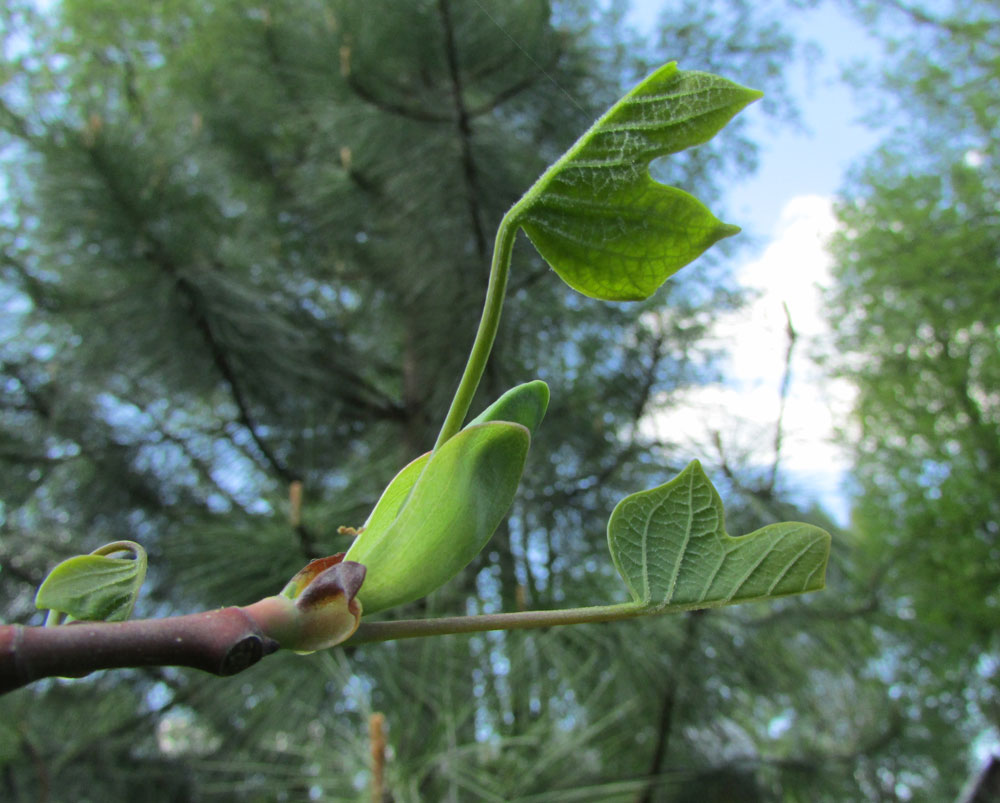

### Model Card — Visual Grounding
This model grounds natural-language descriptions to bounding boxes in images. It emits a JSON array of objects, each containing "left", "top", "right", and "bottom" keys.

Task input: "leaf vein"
[
  {"left": 661, "top": 470, "right": 697, "bottom": 606},
  {"left": 766, "top": 534, "right": 819, "bottom": 594},
  {"left": 725, "top": 540, "right": 778, "bottom": 603}
]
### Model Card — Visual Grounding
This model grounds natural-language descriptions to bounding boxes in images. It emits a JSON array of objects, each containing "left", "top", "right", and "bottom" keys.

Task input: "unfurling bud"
[
  {"left": 344, "top": 381, "right": 548, "bottom": 614},
  {"left": 247, "top": 554, "right": 366, "bottom": 653}
]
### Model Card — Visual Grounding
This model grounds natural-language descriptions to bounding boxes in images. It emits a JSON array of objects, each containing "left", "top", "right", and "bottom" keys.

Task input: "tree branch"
[
  {"left": 343, "top": 72, "right": 452, "bottom": 124},
  {"left": 1, "top": 558, "right": 365, "bottom": 696},
  {"left": 878, "top": 0, "right": 998, "bottom": 34},
  {"left": 767, "top": 302, "right": 797, "bottom": 494},
  {"left": 636, "top": 610, "right": 705, "bottom": 803},
  {"left": 467, "top": 70, "right": 544, "bottom": 117},
  {"left": 79, "top": 146, "right": 325, "bottom": 555},
  {"left": 437, "top": 0, "right": 489, "bottom": 260},
  {"left": 0, "top": 97, "right": 33, "bottom": 142},
  {"left": 0, "top": 607, "right": 279, "bottom": 695}
]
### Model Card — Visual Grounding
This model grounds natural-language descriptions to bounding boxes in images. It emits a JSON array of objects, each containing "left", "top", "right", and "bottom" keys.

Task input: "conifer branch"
[
  {"left": 343, "top": 73, "right": 452, "bottom": 124},
  {"left": 467, "top": 71, "right": 547, "bottom": 117},
  {"left": 636, "top": 610, "right": 705, "bottom": 803},
  {"left": 437, "top": 0, "right": 489, "bottom": 260}
]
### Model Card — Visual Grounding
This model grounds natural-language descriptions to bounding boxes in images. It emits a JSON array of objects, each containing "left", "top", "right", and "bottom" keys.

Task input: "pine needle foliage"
[{"left": 0, "top": 0, "right": 912, "bottom": 800}]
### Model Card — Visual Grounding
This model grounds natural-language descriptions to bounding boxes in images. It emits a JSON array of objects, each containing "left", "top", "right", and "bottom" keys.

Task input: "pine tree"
[
  {"left": 826, "top": 0, "right": 1000, "bottom": 797},
  {"left": 0, "top": 1, "right": 895, "bottom": 800}
]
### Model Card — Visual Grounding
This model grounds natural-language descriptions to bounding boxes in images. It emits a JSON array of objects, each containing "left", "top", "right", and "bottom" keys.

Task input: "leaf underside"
[
  {"left": 608, "top": 461, "right": 830, "bottom": 611},
  {"left": 515, "top": 62, "right": 762, "bottom": 301}
]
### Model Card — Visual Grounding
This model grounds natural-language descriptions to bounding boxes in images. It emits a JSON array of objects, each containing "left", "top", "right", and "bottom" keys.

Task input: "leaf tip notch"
[
  {"left": 512, "top": 63, "right": 762, "bottom": 302},
  {"left": 607, "top": 460, "right": 831, "bottom": 614}
]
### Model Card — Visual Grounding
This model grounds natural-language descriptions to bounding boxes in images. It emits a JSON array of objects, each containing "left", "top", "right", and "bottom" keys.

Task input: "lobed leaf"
[
  {"left": 513, "top": 62, "right": 762, "bottom": 301},
  {"left": 608, "top": 461, "right": 830, "bottom": 611}
]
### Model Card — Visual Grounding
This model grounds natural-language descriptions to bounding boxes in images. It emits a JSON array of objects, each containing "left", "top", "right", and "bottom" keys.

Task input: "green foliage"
[
  {"left": 823, "top": 0, "right": 1000, "bottom": 796},
  {"left": 515, "top": 63, "right": 758, "bottom": 301},
  {"left": 608, "top": 461, "right": 829, "bottom": 611},
  {"left": 34, "top": 541, "right": 146, "bottom": 624},
  {"left": 0, "top": 0, "right": 881, "bottom": 799},
  {"left": 340, "top": 64, "right": 826, "bottom": 624},
  {"left": 346, "top": 420, "right": 531, "bottom": 613},
  {"left": 829, "top": 3, "right": 1000, "bottom": 629}
]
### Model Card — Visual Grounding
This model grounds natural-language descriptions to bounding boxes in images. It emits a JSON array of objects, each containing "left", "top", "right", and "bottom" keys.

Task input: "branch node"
[{"left": 220, "top": 635, "right": 280, "bottom": 676}]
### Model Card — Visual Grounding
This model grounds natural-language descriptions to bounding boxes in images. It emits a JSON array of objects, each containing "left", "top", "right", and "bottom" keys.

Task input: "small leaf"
[
  {"left": 35, "top": 541, "right": 148, "bottom": 623},
  {"left": 513, "top": 63, "right": 761, "bottom": 301},
  {"left": 467, "top": 380, "right": 549, "bottom": 435},
  {"left": 360, "top": 453, "right": 431, "bottom": 536},
  {"left": 608, "top": 461, "right": 830, "bottom": 611},
  {"left": 351, "top": 381, "right": 547, "bottom": 595},
  {"left": 345, "top": 421, "right": 530, "bottom": 613}
]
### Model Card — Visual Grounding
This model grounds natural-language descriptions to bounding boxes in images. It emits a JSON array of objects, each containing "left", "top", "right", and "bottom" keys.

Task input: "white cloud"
[{"left": 648, "top": 195, "right": 855, "bottom": 521}]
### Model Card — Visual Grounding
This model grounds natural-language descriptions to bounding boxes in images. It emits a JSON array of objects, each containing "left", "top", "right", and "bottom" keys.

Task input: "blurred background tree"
[
  {"left": 0, "top": 0, "right": 994, "bottom": 800},
  {"left": 826, "top": 0, "right": 1000, "bottom": 796}
]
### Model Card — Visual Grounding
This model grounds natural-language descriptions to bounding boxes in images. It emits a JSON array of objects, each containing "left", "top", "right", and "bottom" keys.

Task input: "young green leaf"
[
  {"left": 608, "top": 461, "right": 830, "bottom": 611},
  {"left": 35, "top": 541, "right": 148, "bottom": 623},
  {"left": 511, "top": 62, "right": 761, "bottom": 301},
  {"left": 360, "top": 451, "right": 432, "bottom": 537},
  {"left": 361, "top": 381, "right": 548, "bottom": 544},
  {"left": 345, "top": 421, "right": 531, "bottom": 614},
  {"left": 467, "top": 380, "right": 549, "bottom": 433}
]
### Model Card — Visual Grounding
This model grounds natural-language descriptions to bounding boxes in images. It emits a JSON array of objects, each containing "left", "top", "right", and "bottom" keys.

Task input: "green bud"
[
  {"left": 252, "top": 554, "right": 366, "bottom": 653},
  {"left": 344, "top": 381, "right": 548, "bottom": 614}
]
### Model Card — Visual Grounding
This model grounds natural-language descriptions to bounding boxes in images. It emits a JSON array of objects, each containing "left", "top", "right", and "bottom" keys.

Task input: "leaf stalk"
[
  {"left": 434, "top": 210, "right": 520, "bottom": 449},
  {"left": 347, "top": 602, "right": 645, "bottom": 643}
]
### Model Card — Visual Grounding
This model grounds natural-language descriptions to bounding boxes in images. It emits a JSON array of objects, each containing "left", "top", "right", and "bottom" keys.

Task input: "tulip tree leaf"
[
  {"left": 361, "top": 451, "right": 432, "bottom": 536},
  {"left": 512, "top": 62, "right": 762, "bottom": 301},
  {"left": 467, "top": 379, "right": 549, "bottom": 434},
  {"left": 346, "top": 421, "right": 530, "bottom": 614},
  {"left": 608, "top": 461, "right": 830, "bottom": 611},
  {"left": 360, "top": 381, "right": 548, "bottom": 543},
  {"left": 35, "top": 541, "right": 148, "bottom": 623}
]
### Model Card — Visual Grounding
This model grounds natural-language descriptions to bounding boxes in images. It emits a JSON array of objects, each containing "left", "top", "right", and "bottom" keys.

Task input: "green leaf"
[
  {"left": 608, "top": 461, "right": 830, "bottom": 611},
  {"left": 513, "top": 63, "right": 761, "bottom": 301},
  {"left": 35, "top": 541, "right": 148, "bottom": 623},
  {"left": 361, "top": 451, "right": 431, "bottom": 536},
  {"left": 345, "top": 421, "right": 530, "bottom": 614},
  {"left": 361, "top": 381, "right": 547, "bottom": 543},
  {"left": 467, "top": 379, "right": 549, "bottom": 435}
]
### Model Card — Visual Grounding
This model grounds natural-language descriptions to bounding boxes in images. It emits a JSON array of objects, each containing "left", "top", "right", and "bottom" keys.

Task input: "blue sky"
[
  {"left": 629, "top": 0, "right": 886, "bottom": 236},
  {"left": 726, "top": 4, "right": 886, "bottom": 236}
]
